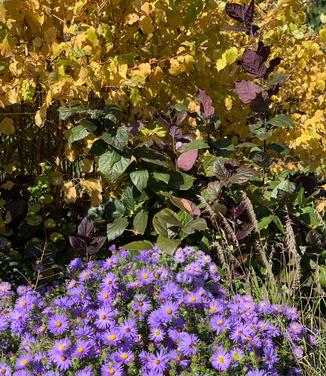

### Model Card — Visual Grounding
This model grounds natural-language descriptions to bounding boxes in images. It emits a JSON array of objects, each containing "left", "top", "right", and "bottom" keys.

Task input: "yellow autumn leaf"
[
  {"left": 140, "top": 16, "right": 154, "bottom": 33},
  {"left": 35, "top": 104, "right": 47, "bottom": 127},
  {"left": 0, "top": 117, "right": 15, "bottom": 135},
  {"left": 63, "top": 181, "right": 77, "bottom": 202},
  {"left": 134, "top": 63, "right": 151, "bottom": 78},
  {"left": 141, "top": 2, "right": 152, "bottom": 16},
  {"left": 85, "top": 27, "right": 99, "bottom": 48},
  {"left": 90, "top": 190, "right": 103, "bottom": 207},
  {"left": 316, "top": 199, "right": 326, "bottom": 213},
  {"left": 80, "top": 178, "right": 102, "bottom": 206},
  {"left": 225, "top": 96, "right": 233, "bottom": 111},
  {"left": 125, "top": 13, "right": 139, "bottom": 25},
  {"left": 82, "top": 159, "right": 93, "bottom": 173},
  {"left": 65, "top": 144, "right": 76, "bottom": 162},
  {"left": 149, "top": 66, "right": 163, "bottom": 84},
  {"left": 216, "top": 47, "right": 239, "bottom": 71}
]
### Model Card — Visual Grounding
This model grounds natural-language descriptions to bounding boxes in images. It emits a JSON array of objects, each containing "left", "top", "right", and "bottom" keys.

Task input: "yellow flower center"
[
  {"left": 108, "top": 370, "right": 115, "bottom": 375},
  {"left": 20, "top": 301, "right": 26, "bottom": 307},
  {"left": 109, "top": 334, "right": 116, "bottom": 341},
  {"left": 61, "top": 356, "right": 66, "bottom": 361},
  {"left": 55, "top": 321, "right": 62, "bottom": 327},
  {"left": 217, "top": 320, "right": 223, "bottom": 326},
  {"left": 190, "top": 297, "right": 196, "bottom": 302},
  {"left": 21, "top": 359, "right": 28, "bottom": 366},
  {"left": 292, "top": 325, "right": 297, "bottom": 331},
  {"left": 100, "top": 314, "right": 107, "bottom": 320},
  {"left": 218, "top": 356, "right": 225, "bottom": 363},
  {"left": 142, "top": 273, "right": 149, "bottom": 279},
  {"left": 103, "top": 293, "right": 109, "bottom": 299},
  {"left": 211, "top": 307, "right": 217, "bottom": 313},
  {"left": 0, "top": 286, "right": 7, "bottom": 291},
  {"left": 154, "top": 330, "right": 161, "bottom": 336},
  {"left": 166, "top": 308, "right": 172, "bottom": 315},
  {"left": 121, "top": 353, "right": 128, "bottom": 360},
  {"left": 59, "top": 344, "right": 66, "bottom": 350},
  {"left": 77, "top": 347, "right": 84, "bottom": 353},
  {"left": 155, "top": 359, "right": 160, "bottom": 365}
]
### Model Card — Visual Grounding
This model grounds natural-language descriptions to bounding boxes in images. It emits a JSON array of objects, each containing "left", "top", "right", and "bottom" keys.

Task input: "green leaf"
[
  {"left": 153, "top": 208, "right": 182, "bottom": 237},
  {"left": 68, "top": 125, "right": 90, "bottom": 144},
  {"left": 302, "top": 207, "right": 320, "bottom": 228},
  {"left": 153, "top": 172, "right": 170, "bottom": 184},
  {"left": 99, "top": 150, "right": 131, "bottom": 181},
  {"left": 258, "top": 215, "right": 274, "bottom": 230},
  {"left": 121, "top": 187, "right": 134, "bottom": 212},
  {"left": 169, "top": 172, "right": 194, "bottom": 191},
  {"left": 102, "top": 127, "right": 129, "bottom": 150},
  {"left": 122, "top": 240, "right": 153, "bottom": 251},
  {"left": 130, "top": 170, "right": 149, "bottom": 192},
  {"left": 79, "top": 119, "right": 98, "bottom": 132},
  {"left": 184, "top": 139, "right": 209, "bottom": 151},
  {"left": 268, "top": 114, "right": 293, "bottom": 128},
  {"left": 133, "top": 210, "right": 148, "bottom": 235},
  {"left": 139, "top": 149, "right": 171, "bottom": 168},
  {"left": 156, "top": 235, "right": 180, "bottom": 254},
  {"left": 90, "top": 139, "right": 108, "bottom": 156},
  {"left": 59, "top": 105, "right": 86, "bottom": 121},
  {"left": 201, "top": 152, "right": 218, "bottom": 177},
  {"left": 26, "top": 215, "right": 43, "bottom": 227},
  {"left": 319, "top": 266, "right": 326, "bottom": 287},
  {"left": 185, "top": 217, "right": 207, "bottom": 231},
  {"left": 267, "top": 143, "right": 288, "bottom": 154},
  {"left": 272, "top": 215, "right": 284, "bottom": 233},
  {"left": 107, "top": 217, "right": 128, "bottom": 241}
]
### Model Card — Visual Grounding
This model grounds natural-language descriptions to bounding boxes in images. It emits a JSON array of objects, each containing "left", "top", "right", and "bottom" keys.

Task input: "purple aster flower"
[
  {"left": 48, "top": 313, "right": 69, "bottom": 335},
  {"left": 293, "top": 346, "right": 304, "bottom": 359},
  {"left": 178, "top": 333, "right": 199, "bottom": 356},
  {"left": 247, "top": 370, "right": 269, "bottom": 376},
  {"left": 167, "top": 350, "right": 189, "bottom": 368},
  {"left": 104, "top": 327, "right": 121, "bottom": 346},
  {"left": 0, "top": 363, "right": 11, "bottom": 375},
  {"left": 114, "top": 349, "right": 135, "bottom": 365},
  {"left": 100, "top": 364, "right": 124, "bottom": 376},
  {"left": 159, "top": 301, "right": 179, "bottom": 322},
  {"left": 100, "top": 272, "right": 119, "bottom": 290},
  {"left": 137, "top": 269, "right": 154, "bottom": 286},
  {"left": 150, "top": 327, "right": 165, "bottom": 343},
  {"left": 97, "top": 288, "right": 115, "bottom": 305},
  {"left": 73, "top": 339, "right": 92, "bottom": 358},
  {"left": 0, "top": 282, "right": 11, "bottom": 295},
  {"left": 148, "top": 351, "right": 168, "bottom": 374},
  {"left": 75, "top": 367, "right": 94, "bottom": 376},
  {"left": 168, "top": 317, "right": 185, "bottom": 341},
  {"left": 15, "top": 355, "right": 32, "bottom": 369},
  {"left": 289, "top": 322, "right": 303, "bottom": 338},
  {"left": 159, "top": 281, "right": 183, "bottom": 302},
  {"left": 210, "top": 315, "right": 229, "bottom": 334},
  {"left": 211, "top": 349, "right": 232, "bottom": 371},
  {"left": 285, "top": 307, "right": 299, "bottom": 320},
  {"left": 95, "top": 307, "right": 115, "bottom": 329},
  {"left": 67, "top": 258, "right": 84, "bottom": 272},
  {"left": 0, "top": 314, "right": 9, "bottom": 332},
  {"left": 52, "top": 338, "right": 71, "bottom": 353},
  {"left": 263, "top": 347, "right": 279, "bottom": 368},
  {"left": 229, "top": 347, "right": 244, "bottom": 362},
  {"left": 49, "top": 352, "right": 72, "bottom": 372},
  {"left": 174, "top": 250, "right": 185, "bottom": 263},
  {"left": 119, "top": 319, "right": 138, "bottom": 340}
]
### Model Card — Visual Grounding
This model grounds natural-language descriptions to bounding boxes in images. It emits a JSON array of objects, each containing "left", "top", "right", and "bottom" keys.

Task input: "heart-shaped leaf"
[{"left": 176, "top": 150, "right": 198, "bottom": 171}]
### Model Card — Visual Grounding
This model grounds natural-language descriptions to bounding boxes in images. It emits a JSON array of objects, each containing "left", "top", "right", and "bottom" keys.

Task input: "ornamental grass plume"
[{"left": 0, "top": 246, "right": 316, "bottom": 375}]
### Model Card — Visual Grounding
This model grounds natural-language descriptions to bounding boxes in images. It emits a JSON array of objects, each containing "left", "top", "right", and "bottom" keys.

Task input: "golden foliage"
[{"left": 0, "top": 0, "right": 324, "bottom": 168}]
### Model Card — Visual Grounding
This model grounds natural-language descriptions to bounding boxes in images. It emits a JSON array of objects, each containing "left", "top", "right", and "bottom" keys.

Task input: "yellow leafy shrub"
[{"left": 0, "top": 0, "right": 325, "bottom": 169}]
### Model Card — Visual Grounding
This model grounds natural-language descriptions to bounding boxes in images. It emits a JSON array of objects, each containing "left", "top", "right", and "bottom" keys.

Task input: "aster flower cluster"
[{"left": 0, "top": 246, "right": 314, "bottom": 375}]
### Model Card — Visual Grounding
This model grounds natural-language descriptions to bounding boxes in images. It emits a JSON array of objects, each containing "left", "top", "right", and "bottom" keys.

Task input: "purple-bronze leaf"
[
  {"left": 250, "top": 92, "right": 270, "bottom": 113},
  {"left": 230, "top": 200, "right": 247, "bottom": 220},
  {"left": 235, "top": 80, "right": 263, "bottom": 104},
  {"left": 226, "top": 0, "right": 254, "bottom": 24},
  {"left": 176, "top": 150, "right": 198, "bottom": 171},
  {"left": 78, "top": 217, "right": 94, "bottom": 237},
  {"left": 230, "top": 165, "right": 259, "bottom": 185},
  {"left": 236, "top": 223, "right": 254, "bottom": 240},
  {"left": 196, "top": 89, "right": 215, "bottom": 120},
  {"left": 176, "top": 110, "right": 188, "bottom": 125},
  {"left": 180, "top": 198, "right": 201, "bottom": 217},
  {"left": 241, "top": 49, "right": 266, "bottom": 77},
  {"left": 69, "top": 235, "right": 87, "bottom": 253},
  {"left": 264, "top": 57, "right": 281, "bottom": 78},
  {"left": 244, "top": 0, "right": 255, "bottom": 24},
  {"left": 169, "top": 125, "right": 183, "bottom": 139},
  {"left": 86, "top": 236, "right": 107, "bottom": 255}
]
